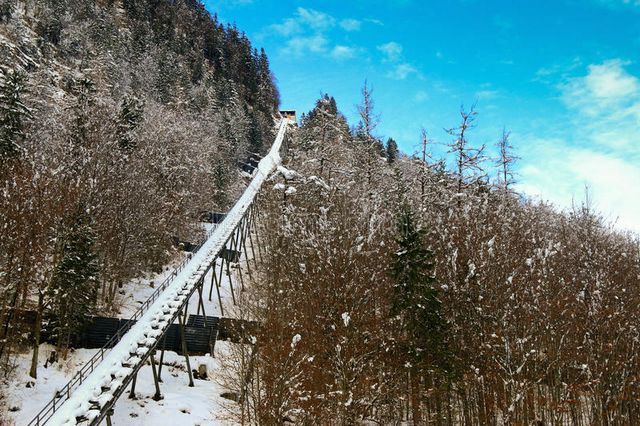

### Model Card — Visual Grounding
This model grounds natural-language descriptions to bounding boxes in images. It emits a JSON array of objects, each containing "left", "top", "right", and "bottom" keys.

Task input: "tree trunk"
[
  {"left": 29, "top": 291, "right": 44, "bottom": 379},
  {"left": 410, "top": 366, "right": 422, "bottom": 425},
  {"left": 0, "top": 285, "right": 20, "bottom": 363}
]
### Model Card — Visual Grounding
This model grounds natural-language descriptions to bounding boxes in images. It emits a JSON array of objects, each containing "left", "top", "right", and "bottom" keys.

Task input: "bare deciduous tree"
[
  {"left": 446, "top": 105, "right": 486, "bottom": 194},
  {"left": 495, "top": 127, "right": 519, "bottom": 193}
]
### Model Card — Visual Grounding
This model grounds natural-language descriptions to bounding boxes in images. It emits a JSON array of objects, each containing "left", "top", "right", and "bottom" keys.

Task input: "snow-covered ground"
[
  {"left": 6, "top": 120, "right": 288, "bottom": 425},
  {"left": 114, "top": 223, "right": 221, "bottom": 319},
  {"left": 5, "top": 343, "right": 238, "bottom": 425},
  {"left": 104, "top": 219, "right": 241, "bottom": 322},
  {"left": 5, "top": 220, "right": 254, "bottom": 425},
  {"left": 39, "top": 120, "right": 284, "bottom": 425},
  {"left": 114, "top": 252, "right": 191, "bottom": 320},
  {"left": 117, "top": 255, "right": 241, "bottom": 322},
  {"left": 5, "top": 250, "right": 248, "bottom": 425}
]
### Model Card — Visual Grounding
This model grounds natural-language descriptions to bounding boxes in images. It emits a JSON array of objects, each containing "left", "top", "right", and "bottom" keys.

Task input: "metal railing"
[
  {"left": 28, "top": 117, "right": 289, "bottom": 426},
  {"left": 27, "top": 225, "right": 216, "bottom": 426}
]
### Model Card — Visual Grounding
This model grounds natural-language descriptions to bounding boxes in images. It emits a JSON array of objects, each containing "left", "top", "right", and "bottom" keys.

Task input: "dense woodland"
[
  {"left": 0, "top": 0, "right": 279, "bottom": 383},
  {"left": 226, "top": 92, "right": 640, "bottom": 425},
  {"left": 1, "top": 1, "right": 639, "bottom": 425}
]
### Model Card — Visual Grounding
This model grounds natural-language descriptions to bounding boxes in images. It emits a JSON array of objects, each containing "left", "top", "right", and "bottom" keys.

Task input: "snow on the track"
[
  {"left": 40, "top": 119, "right": 287, "bottom": 425},
  {"left": 7, "top": 343, "right": 238, "bottom": 425}
]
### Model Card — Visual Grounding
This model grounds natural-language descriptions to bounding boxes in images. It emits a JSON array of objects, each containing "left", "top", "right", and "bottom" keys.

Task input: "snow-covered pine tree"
[
  {"left": 117, "top": 94, "right": 144, "bottom": 152},
  {"left": 299, "top": 94, "right": 350, "bottom": 147},
  {"left": 257, "top": 47, "right": 280, "bottom": 113},
  {"left": 391, "top": 203, "right": 451, "bottom": 422},
  {"left": 48, "top": 208, "right": 100, "bottom": 354},
  {"left": 0, "top": 67, "right": 30, "bottom": 162},
  {"left": 385, "top": 137, "right": 399, "bottom": 163},
  {"left": 247, "top": 108, "right": 263, "bottom": 154},
  {"left": 0, "top": 0, "right": 13, "bottom": 23}
]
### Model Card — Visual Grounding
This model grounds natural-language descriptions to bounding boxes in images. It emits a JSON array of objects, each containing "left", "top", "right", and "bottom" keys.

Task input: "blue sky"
[{"left": 204, "top": 0, "right": 640, "bottom": 232}]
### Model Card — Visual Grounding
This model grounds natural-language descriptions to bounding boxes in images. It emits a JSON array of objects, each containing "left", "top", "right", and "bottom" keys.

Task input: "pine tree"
[
  {"left": 69, "top": 77, "right": 96, "bottom": 148},
  {"left": 117, "top": 94, "right": 145, "bottom": 152},
  {"left": 391, "top": 204, "right": 452, "bottom": 422},
  {"left": 385, "top": 137, "right": 399, "bottom": 163},
  {"left": 48, "top": 209, "right": 100, "bottom": 353},
  {"left": 300, "top": 94, "right": 350, "bottom": 146},
  {"left": 0, "top": 67, "right": 31, "bottom": 162},
  {"left": 247, "top": 110, "right": 263, "bottom": 154},
  {"left": 391, "top": 205, "right": 449, "bottom": 368},
  {"left": 0, "top": 0, "right": 14, "bottom": 22},
  {"left": 256, "top": 48, "right": 279, "bottom": 113}
]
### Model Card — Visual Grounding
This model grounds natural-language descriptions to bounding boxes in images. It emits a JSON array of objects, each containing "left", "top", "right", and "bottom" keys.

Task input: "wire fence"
[
  {"left": 28, "top": 118, "right": 289, "bottom": 425},
  {"left": 27, "top": 225, "right": 216, "bottom": 426}
]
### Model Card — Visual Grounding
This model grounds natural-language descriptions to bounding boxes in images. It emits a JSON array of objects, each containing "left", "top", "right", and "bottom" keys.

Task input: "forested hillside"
[
  {"left": 2, "top": 1, "right": 639, "bottom": 424},
  {"left": 0, "top": 0, "right": 279, "bottom": 382},
  {"left": 227, "top": 94, "right": 640, "bottom": 425}
]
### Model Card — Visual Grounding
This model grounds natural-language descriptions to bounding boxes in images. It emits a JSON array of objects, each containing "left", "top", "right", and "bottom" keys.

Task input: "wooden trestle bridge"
[{"left": 27, "top": 118, "right": 290, "bottom": 426}]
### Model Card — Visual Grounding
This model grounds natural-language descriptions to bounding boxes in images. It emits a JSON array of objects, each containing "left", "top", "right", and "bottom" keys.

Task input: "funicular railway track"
[{"left": 27, "top": 119, "right": 289, "bottom": 426}]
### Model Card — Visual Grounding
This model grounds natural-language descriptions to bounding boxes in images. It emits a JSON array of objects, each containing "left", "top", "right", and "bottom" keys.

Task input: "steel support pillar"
[
  {"left": 150, "top": 350, "right": 162, "bottom": 401},
  {"left": 158, "top": 342, "right": 166, "bottom": 383},
  {"left": 196, "top": 280, "right": 207, "bottom": 327},
  {"left": 128, "top": 372, "right": 137, "bottom": 399},
  {"left": 225, "top": 242, "right": 237, "bottom": 305},
  {"left": 178, "top": 313, "right": 195, "bottom": 387}
]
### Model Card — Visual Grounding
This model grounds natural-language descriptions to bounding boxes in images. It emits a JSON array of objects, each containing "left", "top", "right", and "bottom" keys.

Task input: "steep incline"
[{"left": 35, "top": 119, "right": 288, "bottom": 426}]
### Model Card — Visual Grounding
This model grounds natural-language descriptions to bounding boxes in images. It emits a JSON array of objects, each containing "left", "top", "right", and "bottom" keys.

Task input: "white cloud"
[
  {"left": 378, "top": 42, "right": 419, "bottom": 78},
  {"left": 414, "top": 90, "right": 429, "bottom": 102},
  {"left": 561, "top": 59, "right": 640, "bottom": 146},
  {"left": 340, "top": 19, "right": 362, "bottom": 31},
  {"left": 564, "top": 60, "right": 638, "bottom": 108},
  {"left": 364, "top": 18, "right": 384, "bottom": 26},
  {"left": 387, "top": 63, "right": 418, "bottom": 80},
  {"left": 377, "top": 41, "right": 403, "bottom": 62},
  {"left": 518, "top": 59, "right": 640, "bottom": 233},
  {"left": 269, "top": 8, "right": 364, "bottom": 61},
  {"left": 270, "top": 7, "right": 336, "bottom": 36},
  {"left": 271, "top": 18, "right": 302, "bottom": 36},
  {"left": 285, "top": 35, "right": 329, "bottom": 55},
  {"left": 595, "top": 0, "right": 640, "bottom": 8},
  {"left": 475, "top": 89, "right": 499, "bottom": 100},
  {"left": 585, "top": 62, "right": 639, "bottom": 99},
  {"left": 331, "top": 45, "right": 357, "bottom": 59},
  {"left": 518, "top": 143, "right": 640, "bottom": 232},
  {"left": 296, "top": 7, "right": 336, "bottom": 31},
  {"left": 534, "top": 57, "right": 583, "bottom": 84}
]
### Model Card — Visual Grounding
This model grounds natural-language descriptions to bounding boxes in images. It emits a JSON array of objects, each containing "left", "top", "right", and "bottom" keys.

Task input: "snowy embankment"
[
  {"left": 8, "top": 343, "right": 238, "bottom": 425},
  {"left": 39, "top": 119, "right": 287, "bottom": 426}
]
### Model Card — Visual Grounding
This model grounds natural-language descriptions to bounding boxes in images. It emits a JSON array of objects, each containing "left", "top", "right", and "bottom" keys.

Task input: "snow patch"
[
  {"left": 285, "top": 186, "right": 297, "bottom": 195},
  {"left": 291, "top": 334, "right": 302, "bottom": 349},
  {"left": 341, "top": 312, "right": 351, "bottom": 327}
]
